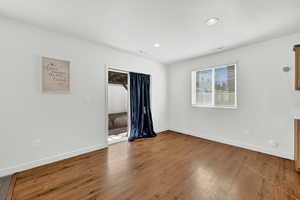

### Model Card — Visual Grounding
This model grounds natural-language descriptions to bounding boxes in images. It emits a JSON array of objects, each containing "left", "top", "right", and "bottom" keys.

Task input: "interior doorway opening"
[{"left": 107, "top": 69, "right": 129, "bottom": 144}]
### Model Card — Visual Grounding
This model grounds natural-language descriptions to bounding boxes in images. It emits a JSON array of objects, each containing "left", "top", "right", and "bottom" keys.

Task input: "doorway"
[{"left": 106, "top": 68, "right": 129, "bottom": 144}]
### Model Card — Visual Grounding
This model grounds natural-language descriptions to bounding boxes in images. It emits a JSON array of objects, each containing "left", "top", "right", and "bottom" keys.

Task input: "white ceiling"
[{"left": 0, "top": 0, "right": 300, "bottom": 64}]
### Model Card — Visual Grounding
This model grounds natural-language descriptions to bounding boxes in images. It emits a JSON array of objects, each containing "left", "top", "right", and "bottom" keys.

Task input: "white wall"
[
  {"left": 108, "top": 84, "right": 128, "bottom": 113},
  {"left": 0, "top": 17, "right": 168, "bottom": 176},
  {"left": 168, "top": 32, "right": 300, "bottom": 160}
]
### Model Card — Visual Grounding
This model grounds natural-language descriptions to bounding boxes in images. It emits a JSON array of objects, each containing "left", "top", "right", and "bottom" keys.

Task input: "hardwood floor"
[{"left": 11, "top": 131, "right": 300, "bottom": 200}]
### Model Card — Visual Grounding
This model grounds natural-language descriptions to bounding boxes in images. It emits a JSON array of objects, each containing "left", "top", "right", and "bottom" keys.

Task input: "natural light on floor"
[{"left": 108, "top": 132, "right": 128, "bottom": 144}]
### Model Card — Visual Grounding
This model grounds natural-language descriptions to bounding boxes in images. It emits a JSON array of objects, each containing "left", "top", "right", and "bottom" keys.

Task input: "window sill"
[{"left": 192, "top": 104, "right": 238, "bottom": 109}]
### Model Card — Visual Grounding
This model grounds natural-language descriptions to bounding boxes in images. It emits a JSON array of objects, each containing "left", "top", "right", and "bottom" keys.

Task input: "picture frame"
[{"left": 42, "top": 57, "right": 70, "bottom": 93}]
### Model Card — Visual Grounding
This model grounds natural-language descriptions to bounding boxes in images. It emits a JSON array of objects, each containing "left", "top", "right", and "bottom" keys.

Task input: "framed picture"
[{"left": 42, "top": 57, "right": 70, "bottom": 93}]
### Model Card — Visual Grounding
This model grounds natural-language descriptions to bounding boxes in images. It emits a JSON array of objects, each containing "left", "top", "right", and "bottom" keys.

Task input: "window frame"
[{"left": 191, "top": 63, "right": 237, "bottom": 109}]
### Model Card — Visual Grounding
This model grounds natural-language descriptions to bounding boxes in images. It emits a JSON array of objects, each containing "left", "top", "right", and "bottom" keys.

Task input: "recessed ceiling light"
[
  {"left": 154, "top": 43, "right": 160, "bottom": 48},
  {"left": 206, "top": 17, "right": 220, "bottom": 26}
]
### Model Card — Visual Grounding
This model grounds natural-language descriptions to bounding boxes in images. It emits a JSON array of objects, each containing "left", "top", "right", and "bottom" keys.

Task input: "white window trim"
[{"left": 191, "top": 64, "right": 237, "bottom": 109}]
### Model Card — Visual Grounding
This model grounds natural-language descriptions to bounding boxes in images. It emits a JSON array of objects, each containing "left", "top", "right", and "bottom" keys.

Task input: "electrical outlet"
[
  {"left": 32, "top": 139, "right": 41, "bottom": 147},
  {"left": 268, "top": 140, "right": 279, "bottom": 148},
  {"left": 85, "top": 96, "right": 92, "bottom": 104}
]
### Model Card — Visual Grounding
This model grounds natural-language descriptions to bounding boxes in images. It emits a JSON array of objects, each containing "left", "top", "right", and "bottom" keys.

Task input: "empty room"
[{"left": 1, "top": 1, "right": 300, "bottom": 200}]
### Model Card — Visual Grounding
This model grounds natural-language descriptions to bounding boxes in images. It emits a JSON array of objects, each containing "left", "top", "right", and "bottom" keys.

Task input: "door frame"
[{"left": 105, "top": 66, "right": 131, "bottom": 144}]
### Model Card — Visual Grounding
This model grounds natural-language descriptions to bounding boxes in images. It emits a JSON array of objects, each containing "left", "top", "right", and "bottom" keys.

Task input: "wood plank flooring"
[{"left": 11, "top": 131, "right": 300, "bottom": 200}]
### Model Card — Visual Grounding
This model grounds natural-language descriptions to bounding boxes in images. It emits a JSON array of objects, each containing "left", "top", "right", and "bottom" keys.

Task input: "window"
[{"left": 191, "top": 64, "right": 237, "bottom": 108}]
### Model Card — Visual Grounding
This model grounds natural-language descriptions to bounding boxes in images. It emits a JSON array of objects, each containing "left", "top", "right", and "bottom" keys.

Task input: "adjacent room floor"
[
  {"left": 10, "top": 131, "right": 300, "bottom": 200},
  {"left": 108, "top": 132, "right": 128, "bottom": 144}
]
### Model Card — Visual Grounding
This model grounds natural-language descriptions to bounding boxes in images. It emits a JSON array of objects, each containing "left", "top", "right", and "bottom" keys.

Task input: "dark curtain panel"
[{"left": 129, "top": 72, "right": 156, "bottom": 141}]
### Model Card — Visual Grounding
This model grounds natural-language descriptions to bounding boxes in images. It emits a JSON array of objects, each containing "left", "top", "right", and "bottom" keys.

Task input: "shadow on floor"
[{"left": 0, "top": 176, "right": 11, "bottom": 200}]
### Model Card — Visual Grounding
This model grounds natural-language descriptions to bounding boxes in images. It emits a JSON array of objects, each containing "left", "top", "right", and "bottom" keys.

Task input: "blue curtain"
[{"left": 129, "top": 72, "right": 156, "bottom": 141}]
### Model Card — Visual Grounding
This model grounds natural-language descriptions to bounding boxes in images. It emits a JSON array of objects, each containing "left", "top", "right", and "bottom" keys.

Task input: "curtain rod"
[{"left": 108, "top": 67, "right": 151, "bottom": 76}]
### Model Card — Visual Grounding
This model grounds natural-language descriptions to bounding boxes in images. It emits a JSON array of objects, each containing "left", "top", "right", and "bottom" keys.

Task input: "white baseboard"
[
  {"left": 0, "top": 144, "right": 107, "bottom": 177},
  {"left": 156, "top": 128, "right": 169, "bottom": 133},
  {"left": 170, "top": 129, "right": 294, "bottom": 160},
  {"left": 0, "top": 129, "right": 293, "bottom": 177}
]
